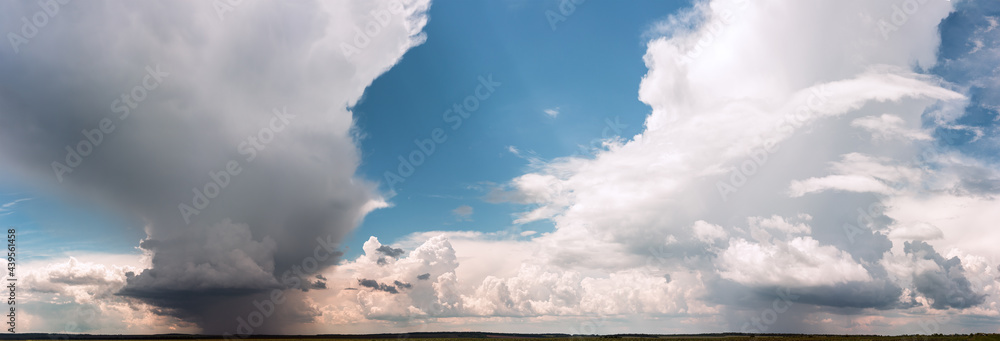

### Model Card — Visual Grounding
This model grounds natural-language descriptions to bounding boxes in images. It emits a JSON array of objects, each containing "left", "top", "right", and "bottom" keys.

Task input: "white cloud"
[
  {"left": 5, "top": 0, "right": 1000, "bottom": 334},
  {"left": 717, "top": 237, "right": 872, "bottom": 287},
  {"left": 497, "top": 0, "right": 962, "bottom": 273},
  {"left": 692, "top": 220, "right": 726, "bottom": 243},
  {"left": 788, "top": 153, "right": 922, "bottom": 197},
  {"left": 318, "top": 234, "right": 714, "bottom": 328},
  {"left": 475, "top": 0, "right": 998, "bottom": 332},
  {"left": 887, "top": 222, "right": 944, "bottom": 241},
  {"left": 852, "top": 114, "right": 933, "bottom": 141},
  {"left": 13, "top": 254, "right": 196, "bottom": 333},
  {"left": 544, "top": 108, "right": 560, "bottom": 117},
  {"left": 884, "top": 189, "right": 1000, "bottom": 259},
  {"left": 789, "top": 174, "right": 895, "bottom": 197},
  {"left": 304, "top": 0, "right": 1000, "bottom": 333}
]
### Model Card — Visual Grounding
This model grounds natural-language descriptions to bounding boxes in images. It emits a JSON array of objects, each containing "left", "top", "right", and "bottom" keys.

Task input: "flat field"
[{"left": 11, "top": 335, "right": 1000, "bottom": 341}]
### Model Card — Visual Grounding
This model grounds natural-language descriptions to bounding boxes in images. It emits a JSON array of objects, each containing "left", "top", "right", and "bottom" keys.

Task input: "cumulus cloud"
[
  {"left": 0, "top": 0, "right": 429, "bottom": 333},
  {"left": 322, "top": 235, "right": 464, "bottom": 321},
  {"left": 316, "top": 0, "right": 1000, "bottom": 332},
  {"left": 717, "top": 237, "right": 872, "bottom": 287},
  {"left": 691, "top": 220, "right": 726, "bottom": 243},
  {"left": 480, "top": 0, "right": 998, "bottom": 332},
  {"left": 6, "top": 0, "right": 1000, "bottom": 335},
  {"left": 320, "top": 235, "right": 714, "bottom": 325},
  {"left": 15, "top": 255, "right": 196, "bottom": 333}
]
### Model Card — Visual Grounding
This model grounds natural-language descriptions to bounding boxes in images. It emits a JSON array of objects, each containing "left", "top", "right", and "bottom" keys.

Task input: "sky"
[{"left": 0, "top": 0, "right": 999, "bottom": 336}]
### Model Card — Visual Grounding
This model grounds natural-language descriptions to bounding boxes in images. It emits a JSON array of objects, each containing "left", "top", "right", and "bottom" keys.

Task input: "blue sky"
[
  {"left": 1, "top": 0, "right": 1000, "bottom": 336},
  {"left": 0, "top": 0, "right": 685, "bottom": 261},
  {"left": 348, "top": 0, "right": 683, "bottom": 258},
  {"left": 0, "top": 178, "right": 145, "bottom": 262},
  {"left": 931, "top": 0, "right": 1000, "bottom": 162}
]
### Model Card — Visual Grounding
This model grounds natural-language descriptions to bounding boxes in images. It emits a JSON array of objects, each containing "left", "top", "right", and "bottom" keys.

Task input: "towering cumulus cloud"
[
  {"left": 0, "top": 0, "right": 429, "bottom": 333},
  {"left": 4, "top": 0, "right": 1000, "bottom": 335},
  {"left": 477, "top": 0, "right": 999, "bottom": 334}
]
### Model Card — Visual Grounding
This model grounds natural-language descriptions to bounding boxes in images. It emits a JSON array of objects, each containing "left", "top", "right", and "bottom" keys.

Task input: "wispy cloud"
[
  {"left": 506, "top": 145, "right": 547, "bottom": 169},
  {"left": 543, "top": 107, "right": 559, "bottom": 117},
  {"left": 0, "top": 198, "right": 31, "bottom": 212}
]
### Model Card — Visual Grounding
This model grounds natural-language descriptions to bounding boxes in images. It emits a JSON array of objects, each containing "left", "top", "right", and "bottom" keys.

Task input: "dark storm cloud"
[
  {"left": 358, "top": 279, "right": 399, "bottom": 294},
  {"left": 904, "top": 241, "right": 986, "bottom": 309},
  {"left": 393, "top": 280, "right": 411, "bottom": 289},
  {"left": 358, "top": 279, "right": 382, "bottom": 289},
  {"left": 708, "top": 276, "right": 904, "bottom": 311},
  {"left": 417, "top": 273, "right": 431, "bottom": 280},
  {"left": 307, "top": 274, "right": 328, "bottom": 291},
  {"left": 0, "top": 0, "right": 427, "bottom": 334},
  {"left": 377, "top": 245, "right": 405, "bottom": 258},
  {"left": 310, "top": 281, "right": 327, "bottom": 290},
  {"left": 785, "top": 281, "right": 904, "bottom": 310},
  {"left": 375, "top": 245, "right": 404, "bottom": 266}
]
